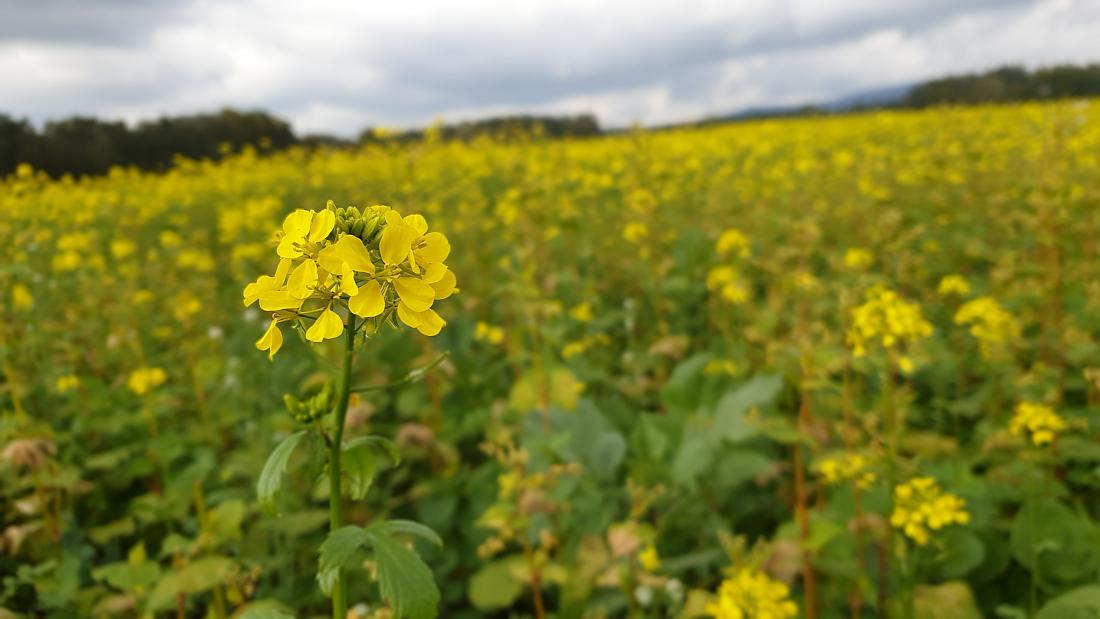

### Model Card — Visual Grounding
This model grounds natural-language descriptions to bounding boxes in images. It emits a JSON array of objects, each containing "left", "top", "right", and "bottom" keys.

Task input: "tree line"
[{"left": 3, "top": 63, "right": 1100, "bottom": 178}]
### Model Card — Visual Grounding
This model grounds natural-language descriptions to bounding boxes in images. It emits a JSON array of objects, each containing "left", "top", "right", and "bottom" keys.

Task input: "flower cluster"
[
  {"left": 707, "top": 266, "right": 750, "bottom": 305},
  {"left": 128, "top": 367, "right": 167, "bottom": 396},
  {"left": 716, "top": 228, "right": 750, "bottom": 259},
  {"left": 847, "top": 286, "right": 933, "bottom": 358},
  {"left": 954, "top": 296, "right": 1019, "bottom": 359},
  {"left": 705, "top": 568, "right": 798, "bottom": 619},
  {"left": 817, "top": 453, "right": 876, "bottom": 489},
  {"left": 843, "top": 247, "right": 874, "bottom": 271},
  {"left": 890, "top": 477, "right": 969, "bottom": 545},
  {"left": 937, "top": 274, "right": 971, "bottom": 296},
  {"left": 244, "top": 203, "right": 456, "bottom": 358},
  {"left": 1010, "top": 401, "right": 1066, "bottom": 446}
]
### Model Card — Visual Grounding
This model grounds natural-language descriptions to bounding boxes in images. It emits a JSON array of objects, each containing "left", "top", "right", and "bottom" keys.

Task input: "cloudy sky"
[{"left": 2, "top": 0, "right": 1098, "bottom": 136}]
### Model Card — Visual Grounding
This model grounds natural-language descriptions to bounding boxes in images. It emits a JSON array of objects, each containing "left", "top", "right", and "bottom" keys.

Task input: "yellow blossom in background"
[
  {"left": 474, "top": 322, "right": 505, "bottom": 345},
  {"left": 639, "top": 545, "right": 661, "bottom": 572},
  {"left": 954, "top": 296, "right": 1019, "bottom": 359},
  {"left": 937, "top": 274, "right": 971, "bottom": 296},
  {"left": 569, "top": 302, "right": 593, "bottom": 322},
  {"left": 716, "top": 229, "right": 750, "bottom": 259},
  {"left": 707, "top": 266, "right": 749, "bottom": 304},
  {"left": 11, "top": 284, "right": 33, "bottom": 311},
  {"left": 1010, "top": 402, "right": 1065, "bottom": 446},
  {"left": 817, "top": 453, "right": 876, "bottom": 489},
  {"left": 623, "top": 222, "right": 648, "bottom": 243},
  {"left": 706, "top": 568, "right": 798, "bottom": 619},
  {"left": 56, "top": 375, "right": 80, "bottom": 394},
  {"left": 128, "top": 367, "right": 167, "bottom": 396},
  {"left": 704, "top": 359, "right": 739, "bottom": 377},
  {"left": 890, "top": 477, "right": 969, "bottom": 545},
  {"left": 843, "top": 247, "right": 874, "bottom": 271},
  {"left": 847, "top": 286, "right": 932, "bottom": 357}
]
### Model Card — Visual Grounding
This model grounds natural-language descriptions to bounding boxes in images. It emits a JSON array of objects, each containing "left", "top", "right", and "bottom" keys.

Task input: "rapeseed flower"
[
  {"left": 1010, "top": 401, "right": 1065, "bottom": 446},
  {"left": 705, "top": 568, "right": 798, "bottom": 619},
  {"left": 890, "top": 477, "right": 969, "bottom": 545}
]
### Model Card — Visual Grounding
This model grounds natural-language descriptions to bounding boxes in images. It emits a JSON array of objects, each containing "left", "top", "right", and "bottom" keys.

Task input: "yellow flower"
[
  {"left": 707, "top": 266, "right": 749, "bottom": 304},
  {"left": 128, "top": 367, "right": 167, "bottom": 396},
  {"left": 639, "top": 545, "right": 661, "bottom": 572},
  {"left": 256, "top": 319, "right": 284, "bottom": 360},
  {"left": 56, "top": 375, "right": 80, "bottom": 394},
  {"left": 843, "top": 247, "right": 873, "bottom": 271},
  {"left": 817, "top": 453, "right": 876, "bottom": 489},
  {"left": 1010, "top": 402, "right": 1066, "bottom": 446},
  {"left": 890, "top": 477, "right": 969, "bottom": 545},
  {"left": 277, "top": 208, "right": 335, "bottom": 259},
  {"left": 716, "top": 229, "right": 750, "bottom": 259},
  {"left": 847, "top": 286, "right": 932, "bottom": 357},
  {"left": 706, "top": 568, "right": 797, "bottom": 619},
  {"left": 11, "top": 284, "right": 33, "bottom": 311},
  {"left": 475, "top": 322, "right": 505, "bottom": 345},
  {"left": 623, "top": 222, "right": 648, "bottom": 243},
  {"left": 569, "top": 302, "right": 593, "bottom": 322},
  {"left": 954, "top": 296, "right": 1019, "bottom": 359},
  {"left": 937, "top": 274, "right": 970, "bottom": 296}
]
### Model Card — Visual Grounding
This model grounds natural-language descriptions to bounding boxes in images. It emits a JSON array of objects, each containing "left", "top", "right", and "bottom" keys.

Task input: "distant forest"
[{"left": 3, "top": 63, "right": 1099, "bottom": 178}]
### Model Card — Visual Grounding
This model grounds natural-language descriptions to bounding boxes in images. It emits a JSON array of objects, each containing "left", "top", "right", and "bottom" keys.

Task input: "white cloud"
[{"left": 0, "top": 0, "right": 1097, "bottom": 136}]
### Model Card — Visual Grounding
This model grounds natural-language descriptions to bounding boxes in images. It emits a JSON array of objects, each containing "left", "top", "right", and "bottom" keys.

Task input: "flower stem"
[{"left": 329, "top": 315, "right": 357, "bottom": 619}]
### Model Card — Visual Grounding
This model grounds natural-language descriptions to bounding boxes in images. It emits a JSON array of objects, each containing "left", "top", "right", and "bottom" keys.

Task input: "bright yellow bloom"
[
  {"left": 622, "top": 222, "right": 648, "bottom": 243},
  {"left": 56, "top": 375, "right": 80, "bottom": 394},
  {"left": 474, "top": 322, "right": 505, "bottom": 345},
  {"left": 890, "top": 477, "right": 969, "bottom": 546},
  {"left": 256, "top": 319, "right": 284, "bottom": 360},
  {"left": 128, "top": 367, "right": 167, "bottom": 396},
  {"left": 954, "top": 296, "right": 1019, "bottom": 359},
  {"left": 937, "top": 274, "right": 971, "bottom": 296},
  {"left": 1010, "top": 402, "right": 1066, "bottom": 446},
  {"left": 569, "top": 302, "right": 593, "bottom": 322},
  {"left": 817, "top": 453, "right": 876, "bottom": 489},
  {"left": 847, "top": 286, "right": 932, "bottom": 357},
  {"left": 639, "top": 545, "right": 661, "bottom": 572},
  {"left": 706, "top": 568, "right": 798, "bottom": 619},
  {"left": 707, "top": 266, "right": 749, "bottom": 304},
  {"left": 11, "top": 284, "right": 33, "bottom": 311},
  {"left": 843, "top": 247, "right": 874, "bottom": 271},
  {"left": 716, "top": 229, "right": 750, "bottom": 259}
]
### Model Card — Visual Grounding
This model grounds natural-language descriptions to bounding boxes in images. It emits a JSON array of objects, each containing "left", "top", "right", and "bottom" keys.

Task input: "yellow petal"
[
  {"left": 403, "top": 213, "right": 428, "bottom": 235},
  {"left": 306, "top": 307, "right": 344, "bottom": 342},
  {"left": 316, "top": 244, "right": 346, "bottom": 274},
  {"left": 282, "top": 209, "right": 313, "bottom": 236},
  {"left": 393, "top": 277, "right": 434, "bottom": 312},
  {"left": 430, "top": 268, "right": 457, "bottom": 300},
  {"left": 308, "top": 209, "right": 336, "bottom": 242},
  {"left": 422, "top": 261, "right": 447, "bottom": 284},
  {"left": 348, "top": 279, "right": 384, "bottom": 317},
  {"left": 256, "top": 320, "right": 284, "bottom": 359},
  {"left": 340, "top": 262, "right": 358, "bottom": 297},
  {"left": 287, "top": 260, "right": 318, "bottom": 299},
  {"left": 331, "top": 235, "right": 375, "bottom": 273},
  {"left": 416, "top": 232, "right": 451, "bottom": 264},
  {"left": 259, "top": 290, "right": 304, "bottom": 311},
  {"left": 277, "top": 235, "right": 303, "bottom": 259},
  {"left": 413, "top": 307, "right": 445, "bottom": 336},
  {"left": 380, "top": 221, "right": 418, "bottom": 266},
  {"left": 396, "top": 301, "right": 421, "bottom": 328},
  {"left": 273, "top": 257, "right": 292, "bottom": 285},
  {"left": 243, "top": 275, "right": 272, "bottom": 306}
]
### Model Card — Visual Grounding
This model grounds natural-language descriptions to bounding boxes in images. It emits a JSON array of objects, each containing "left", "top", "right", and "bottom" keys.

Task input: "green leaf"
[
  {"left": 257, "top": 431, "right": 310, "bottom": 508},
  {"left": 468, "top": 557, "right": 525, "bottom": 610},
  {"left": 367, "top": 528, "right": 441, "bottom": 619},
  {"left": 317, "top": 526, "right": 370, "bottom": 596},
  {"left": 1010, "top": 500, "right": 1098, "bottom": 584},
  {"left": 342, "top": 436, "right": 401, "bottom": 500},
  {"left": 238, "top": 600, "right": 296, "bottom": 619},
  {"left": 938, "top": 529, "right": 985, "bottom": 579},
  {"left": 1036, "top": 585, "right": 1100, "bottom": 619},
  {"left": 147, "top": 556, "right": 236, "bottom": 611},
  {"left": 713, "top": 374, "right": 783, "bottom": 442},
  {"left": 368, "top": 520, "right": 443, "bottom": 548}
]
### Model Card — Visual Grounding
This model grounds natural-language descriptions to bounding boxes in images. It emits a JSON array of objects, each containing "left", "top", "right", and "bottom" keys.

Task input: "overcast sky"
[{"left": 2, "top": 0, "right": 1098, "bottom": 136}]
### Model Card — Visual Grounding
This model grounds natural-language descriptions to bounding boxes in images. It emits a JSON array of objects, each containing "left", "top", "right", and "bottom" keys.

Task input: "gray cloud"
[{"left": 0, "top": 0, "right": 1097, "bottom": 135}]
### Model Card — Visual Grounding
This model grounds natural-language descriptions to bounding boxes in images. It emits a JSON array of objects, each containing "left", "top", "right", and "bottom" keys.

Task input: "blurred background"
[{"left": 2, "top": 0, "right": 1099, "bottom": 177}]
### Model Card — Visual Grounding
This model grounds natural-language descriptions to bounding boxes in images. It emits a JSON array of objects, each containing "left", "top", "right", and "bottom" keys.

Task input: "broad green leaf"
[
  {"left": 367, "top": 528, "right": 441, "bottom": 619},
  {"left": 147, "top": 556, "right": 236, "bottom": 611},
  {"left": 938, "top": 529, "right": 985, "bottom": 579},
  {"left": 238, "top": 600, "right": 296, "bottom": 619},
  {"left": 468, "top": 558, "right": 525, "bottom": 610},
  {"left": 714, "top": 374, "right": 783, "bottom": 442},
  {"left": 1036, "top": 585, "right": 1100, "bottom": 619},
  {"left": 368, "top": 520, "right": 443, "bottom": 548},
  {"left": 1010, "top": 500, "right": 1098, "bottom": 584},
  {"left": 317, "top": 525, "right": 370, "bottom": 596},
  {"left": 342, "top": 435, "right": 401, "bottom": 500},
  {"left": 912, "top": 581, "right": 982, "bottom": 619},
  {"left": 257, "top": 431, "right": 310, "bottom": 508}
]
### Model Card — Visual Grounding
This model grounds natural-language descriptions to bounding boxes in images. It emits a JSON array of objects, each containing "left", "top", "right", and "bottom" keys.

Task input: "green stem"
[{"left": 329, "top": 315, "right": 357, "bottom": 619}]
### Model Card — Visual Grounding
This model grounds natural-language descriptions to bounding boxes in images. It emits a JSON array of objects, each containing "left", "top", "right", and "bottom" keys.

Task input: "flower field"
[{"left": 3, "top": 100, "right": 1100, "bottom": 618}]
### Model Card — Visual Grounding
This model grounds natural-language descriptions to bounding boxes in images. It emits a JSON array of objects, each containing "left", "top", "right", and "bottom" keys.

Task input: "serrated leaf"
[
  {"left": 257, "top": 431, "right": 310, "bottom": 508},
  {"left": 342, "top": 436, "right": 400, "bottom": 500},
  {"left": 367, "top": 529, "right": 441, "bottom": 619},
  {"left": 368, "top": 520, "right": 443, "bottom": 548},
  {"left": 344, "top": 435, "right": 402, "bottom": 466},
  {"left": 317, "top": 526, "right": 370, "bottom": 596}
]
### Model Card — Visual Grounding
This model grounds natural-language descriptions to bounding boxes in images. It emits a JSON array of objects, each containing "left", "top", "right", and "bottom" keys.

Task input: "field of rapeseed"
[{"left": 3, "top": 100, "right": 1100, "bottom": 619}]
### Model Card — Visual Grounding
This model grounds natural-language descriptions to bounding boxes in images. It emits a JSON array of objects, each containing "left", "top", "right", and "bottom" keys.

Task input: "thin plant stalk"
[{"left": 328, "top": 314, "right": 357, "bottom": 619}]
